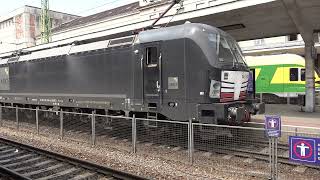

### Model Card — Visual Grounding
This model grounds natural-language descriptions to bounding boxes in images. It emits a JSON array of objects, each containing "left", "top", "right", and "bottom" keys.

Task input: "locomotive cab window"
[
  {"left": 217, "top": 37, "right": 233, "bottom": 63},
  {"left": 146, "top": 47, "right": 158, "bottom": 67},
  {"left": 289, "top": 68, "right": 298, "bottom": 81}
]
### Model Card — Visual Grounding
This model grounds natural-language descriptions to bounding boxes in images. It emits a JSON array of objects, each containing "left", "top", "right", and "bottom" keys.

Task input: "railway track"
[{"left": 0, "top": 137, "right": 147, "bottom": 180}]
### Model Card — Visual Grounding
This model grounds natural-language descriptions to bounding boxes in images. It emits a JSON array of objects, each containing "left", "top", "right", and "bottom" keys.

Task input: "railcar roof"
[{"left": 245, "top": 54, "right": 305, "bottom": 67}]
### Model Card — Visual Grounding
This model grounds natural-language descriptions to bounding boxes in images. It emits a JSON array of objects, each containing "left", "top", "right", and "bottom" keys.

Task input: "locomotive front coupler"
[{"left": 227, "top": 106, "right": 245, "bottom": 125}]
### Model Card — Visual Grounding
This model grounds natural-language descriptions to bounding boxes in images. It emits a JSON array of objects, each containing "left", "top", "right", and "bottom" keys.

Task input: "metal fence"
[{"left": 0, "top": 106, "right": 319, "bottom": 179}]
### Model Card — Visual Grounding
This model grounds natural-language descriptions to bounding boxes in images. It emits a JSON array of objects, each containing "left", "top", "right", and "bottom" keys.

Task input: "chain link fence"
[
  {"left": 0, "top": 106, "right": 320, "bottom": 178},
  {"left": 95, "top": 115, "right": 132, "bottom": 152},
  {"left": 62, "top": 112, "right": 92, "bottom": 143},
  {"left": 38, "top": 109, "right": 60, "bottom": 138},
  {"left": 136, "top": 118, "right": 189, "bottom": 163},
  {"left": 17, "top": 108, "right": 36, "bottom": 133},
  {"left": 1, "top": 106, "right": 18, "bottom": 129}
]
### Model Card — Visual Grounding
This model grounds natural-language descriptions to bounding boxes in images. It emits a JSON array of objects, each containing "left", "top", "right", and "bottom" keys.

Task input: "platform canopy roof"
[{"left": 167, "top": 0, "right": 320, "bottom": 41}]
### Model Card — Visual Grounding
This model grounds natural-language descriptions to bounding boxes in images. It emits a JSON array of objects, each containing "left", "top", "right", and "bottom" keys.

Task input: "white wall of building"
[{"left": 0, "top": 6, "right": 78, "bottom": 54}]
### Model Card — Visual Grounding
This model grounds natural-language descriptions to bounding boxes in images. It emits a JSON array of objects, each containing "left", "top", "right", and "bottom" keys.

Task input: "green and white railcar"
[{"left": 246, "top": 54, "right": 320, "bottom": 97}]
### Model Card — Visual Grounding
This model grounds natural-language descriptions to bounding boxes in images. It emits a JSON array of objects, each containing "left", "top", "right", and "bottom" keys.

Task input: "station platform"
[{"left": 252, "top": 104, "right": 320, "bottom": 128}]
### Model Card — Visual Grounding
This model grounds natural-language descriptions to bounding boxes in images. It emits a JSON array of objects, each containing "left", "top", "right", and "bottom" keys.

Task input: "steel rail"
[
  {"left": 0, "top": 137, "right": 148, "bottom": 180},
  {"left": 0, "top": 165, "right": 31, "bottom": 180}
]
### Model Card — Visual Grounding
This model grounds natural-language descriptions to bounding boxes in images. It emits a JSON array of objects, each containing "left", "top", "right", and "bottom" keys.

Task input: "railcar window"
[
  {"left": 146, "top": 47, "right": 158, "bottom": 66},
  {"left": 300, "top": 68, "right": 305, "bottom": 81},
  {"left": 289, "top": 68, "right": 298, "bottom": 81}
]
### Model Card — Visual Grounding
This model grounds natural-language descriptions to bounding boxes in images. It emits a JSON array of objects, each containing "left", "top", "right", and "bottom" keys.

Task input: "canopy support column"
[
  {"left": 282, "top": 0, "right": 316, "bottom": 112},
  {"left": 305, "top": 43, "right": 316, "bottom": 112}
]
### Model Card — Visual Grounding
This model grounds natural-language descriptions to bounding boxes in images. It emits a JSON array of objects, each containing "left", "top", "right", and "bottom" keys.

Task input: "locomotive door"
[{"left": 143, "top": 43, "right": 162, "bottom": 104}]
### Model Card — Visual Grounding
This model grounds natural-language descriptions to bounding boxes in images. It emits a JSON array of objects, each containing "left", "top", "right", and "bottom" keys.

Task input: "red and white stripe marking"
[{"left": 220, "top": 71, "right": 249, "bottom": 102}]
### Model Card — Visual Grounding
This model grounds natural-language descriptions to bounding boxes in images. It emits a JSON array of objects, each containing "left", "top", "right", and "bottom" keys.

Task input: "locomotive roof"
[{"left": 138, "top": 23, "right": 228, "bottom": 43}]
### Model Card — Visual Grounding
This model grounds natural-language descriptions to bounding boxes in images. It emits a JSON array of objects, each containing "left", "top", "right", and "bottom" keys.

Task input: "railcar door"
[{"left": 142, "top": 43, "right": 162, "bottom": 105}]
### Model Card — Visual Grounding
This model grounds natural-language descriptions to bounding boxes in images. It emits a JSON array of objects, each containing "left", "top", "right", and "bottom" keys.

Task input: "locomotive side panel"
[
  {"left": 0, "top": 46, "right": 134, "bottom": 110},
  {"left": 159, "top": 39, "right": 187, "bottom": 120},
  {"left": 185, "top": 38, "right": 214, "bottom": 104}
]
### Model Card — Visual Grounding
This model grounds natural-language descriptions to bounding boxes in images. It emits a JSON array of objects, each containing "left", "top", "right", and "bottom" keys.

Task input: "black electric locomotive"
[{"left": 0, "top": 23, "right": 264, "bottom": 126}]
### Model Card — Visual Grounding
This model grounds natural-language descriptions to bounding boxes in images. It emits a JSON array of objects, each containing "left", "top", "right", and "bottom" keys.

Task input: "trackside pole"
[
  {"left": 269, "top": 138, "right": 272, "bottom": 176},
  {"left": 275, "top": 138, "right": 278, "bottom": 179},
  {"left": 91, "top": 110, "right": 96, "bottom": 146},
  {"left": 269, "top": 137, "right": 278, "bottom": 180},
  {"left": 188, "top": 119, "right": 194, "bottom": 164},
  {"left": 271, "top": 137, "right": 278, "bottom": 180},
  {"left": 60, "top": 109, "right": 64, "bottom": 139},
  {"left": 0, "top": 106, "right": 2, "bottom": 127},
  {"left": 36, "top": 107, "right": 39, "bottom": 135},
  {"left": 132, "top": 114, "right": 137, "bottom": 153},
  {"left": 16, "top": 106, "right": 19, "bottom": 130}
]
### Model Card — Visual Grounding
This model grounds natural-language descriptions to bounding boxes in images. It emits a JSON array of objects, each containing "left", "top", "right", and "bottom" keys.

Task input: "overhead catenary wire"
[{"left": 164, "top": 0, "right": 184, "bottom": 28}]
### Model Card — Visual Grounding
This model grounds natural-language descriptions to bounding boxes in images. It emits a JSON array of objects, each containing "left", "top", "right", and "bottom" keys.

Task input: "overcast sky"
[{"left": 0, "top": 0, "right": 138, "bottom": 17}]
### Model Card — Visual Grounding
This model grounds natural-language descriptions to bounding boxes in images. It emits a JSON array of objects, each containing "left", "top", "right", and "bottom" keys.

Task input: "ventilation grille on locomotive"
[{"left": 108, "top": 36, "right": 135, "bottom": 47}]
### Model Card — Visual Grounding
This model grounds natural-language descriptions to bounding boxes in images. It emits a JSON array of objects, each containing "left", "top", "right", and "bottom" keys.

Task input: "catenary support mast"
[{"left": 41, "top": 0, "right": 51, "bottom": 44}]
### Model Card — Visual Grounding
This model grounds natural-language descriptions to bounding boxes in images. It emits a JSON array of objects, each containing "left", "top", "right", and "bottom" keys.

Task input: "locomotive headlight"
[{"left": 209, "top": 80, "right": 221, "bottom": 98}]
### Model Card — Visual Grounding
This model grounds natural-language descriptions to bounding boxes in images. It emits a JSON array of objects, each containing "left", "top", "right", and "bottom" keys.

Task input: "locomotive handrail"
[{"left": 159, "top": 52, "right": 163, "bottom": 105}]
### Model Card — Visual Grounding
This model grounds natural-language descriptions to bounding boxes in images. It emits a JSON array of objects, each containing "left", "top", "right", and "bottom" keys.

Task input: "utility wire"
[
  {"left": 74, "top": 0, "right": 130, "bottom": 16},
  {"left": 0, "top": 0, "right": 39, "bottom": 16}
]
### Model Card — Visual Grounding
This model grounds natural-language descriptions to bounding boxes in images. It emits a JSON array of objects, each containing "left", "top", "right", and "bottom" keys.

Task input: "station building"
[{"left": 0, "top": 5, "right": 79, "bottom": 54}]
